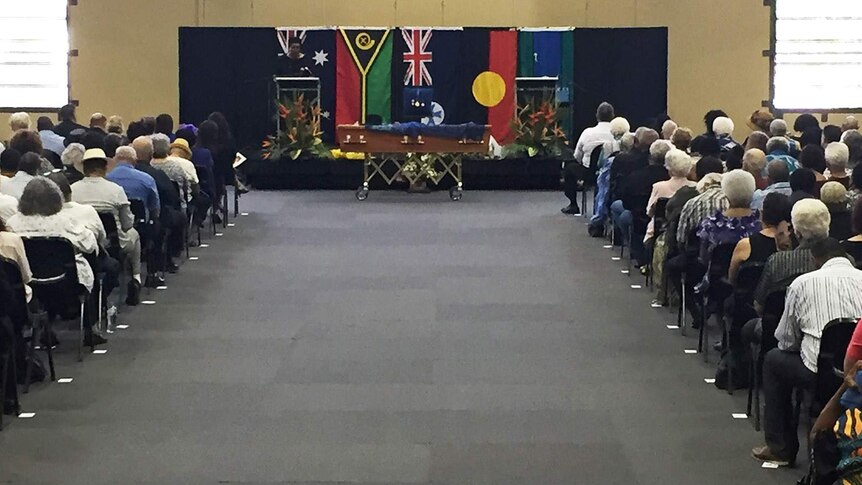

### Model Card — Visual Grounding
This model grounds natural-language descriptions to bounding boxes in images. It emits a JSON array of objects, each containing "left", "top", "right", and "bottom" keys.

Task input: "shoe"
[
  {"left": 125, "top": 279, "right": 141, "bottom": 306},
  {"left": 84, "top": 332, "right": 107, "bottom": 346},
  {"left": 166, "top": 260, "right": 179, "bottom": 274},
  {"left": 751, "top": 445, "right": 793, "bottom": 467},
  {"left": 561, "top": 204, "right": 582, "bottom": 216},
  {"left": 144, "top": 274, "right": 165, "bottom": 288},
  {"left": 212, "top": 212, "right": 223, "bottom": 225},
  {"left": 3, "top": 399, "right": 19, "bottom": 416},
  {"left": 38, "top": 330, "right": 60, "bottom": 349}
]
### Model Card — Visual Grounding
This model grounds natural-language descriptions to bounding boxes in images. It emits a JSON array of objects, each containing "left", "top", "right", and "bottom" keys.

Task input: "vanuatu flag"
[
  {"left": 336, "top": 28, "right": 392, "bottom": 126},
  {"left": 456, "top": 28, "right": 517, "bottom": 144}
]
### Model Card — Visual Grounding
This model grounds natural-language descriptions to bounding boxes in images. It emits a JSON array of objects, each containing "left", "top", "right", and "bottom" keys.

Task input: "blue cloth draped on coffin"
[{"left": 367, "top": 122, "right": 485, "bottom": 141}]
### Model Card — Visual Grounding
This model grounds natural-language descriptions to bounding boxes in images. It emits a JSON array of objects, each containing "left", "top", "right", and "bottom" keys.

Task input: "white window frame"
[{"left": 0, "top": 0, "right": 70, "bottom": 111}]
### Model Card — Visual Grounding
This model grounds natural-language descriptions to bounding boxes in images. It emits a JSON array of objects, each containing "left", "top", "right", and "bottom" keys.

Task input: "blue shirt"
[
  {"left": 107, "top": 163, "right": 160, "bottom": 216},
  {"left": 766, "top": 151, "right": 799, "bottom": 175},
  {"left": 38, "top": 129, "right": 66, "bottom": 156},
  {"left": 750, "top": 181, "right": 793, "bottom": 210}
]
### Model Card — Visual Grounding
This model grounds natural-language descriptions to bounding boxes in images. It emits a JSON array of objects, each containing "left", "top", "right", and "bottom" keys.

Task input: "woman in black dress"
[
  {"left": 842, "top": 197, "right": 862, "bottom": 266},
  {"left": 207, "top": 112, "right": 236, "bottom": 223},
  {"left": 728, "top": 192, "right": 793, "bottom": 284}
]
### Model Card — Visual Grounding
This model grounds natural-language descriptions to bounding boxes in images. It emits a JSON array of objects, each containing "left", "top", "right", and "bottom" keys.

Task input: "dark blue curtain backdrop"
[
  {"left": 179, "top": 27, "right": 668, "bottom": 151},
  {"left": 572, "top": 28, "right": 668, "bottom": 137}
]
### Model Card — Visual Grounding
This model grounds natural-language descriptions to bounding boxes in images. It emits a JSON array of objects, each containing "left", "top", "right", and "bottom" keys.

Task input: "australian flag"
[
  {"left": 392, "top": 28, "right": 462, "bottom": 126},
  {"left": 276, "top": 27, "right": 336, "bottom": 142}
]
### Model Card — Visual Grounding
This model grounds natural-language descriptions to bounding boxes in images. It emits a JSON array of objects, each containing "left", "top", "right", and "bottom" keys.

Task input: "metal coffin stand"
[{"left": 336, "top": 125, "right": 491, "bottom": 201}]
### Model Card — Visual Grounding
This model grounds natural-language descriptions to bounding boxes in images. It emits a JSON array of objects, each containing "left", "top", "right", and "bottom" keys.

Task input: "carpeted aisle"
[{"left": 0, "top": 191, "right": 797, "bottom": 484}]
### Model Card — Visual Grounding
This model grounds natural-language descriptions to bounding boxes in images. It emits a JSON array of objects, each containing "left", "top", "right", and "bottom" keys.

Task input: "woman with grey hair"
[
  {"left": 61, "top": 142, "right": 86, "bottom": 184},
  {"left": 825, "top": 141, "right": 852, "bottom": 188},
  {"left": 5, "top": 177, "right": 97, "bottom": 292},
  {"left": 766, "top": 136, "right": 798, "bottom": 174},
  {"left": 821, "top": 181, "right": 853, "bottom": 240},
  {"left": 697, "top": 169, "right": 761, "bottom": 270},
  {"left": 644, "top": 148, "right": 696, "bottom": 241}
]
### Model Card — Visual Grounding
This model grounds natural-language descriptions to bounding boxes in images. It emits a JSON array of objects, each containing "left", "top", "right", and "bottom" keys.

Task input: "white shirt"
[
  {"left": 574, "top": 121, "right": 614, "bottom": 167},
  {"left": 0, "top": 231, "right": 32, "bottom": 301},
  {"left": 0, "top": 172, "right": 35, "bottom": 200},
  {"left": 62, "top": 201, "right": 107, "bottom": 251},
  {"left": 151, "top": 156, "right": 199, "bottom": 206},
  {"left": 775, "top": 257, "right": 862, "bottom": 372},
  {"left": 0, "top": 192, "right": 17, "bottom": 223},
  {"left": 71, "top": 177, "right": 134, "bottom": 248},
  {"left": 6, "top": 212, "right": 97, "bottom": 291}
]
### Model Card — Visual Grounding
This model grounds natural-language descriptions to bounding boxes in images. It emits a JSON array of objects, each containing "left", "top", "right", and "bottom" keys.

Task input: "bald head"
[
  {"left": 132, "top": 136, "right": 153, "bottom": 162},
  {"left": 742, "top": 148, "right": 766, "bottom": 175}
]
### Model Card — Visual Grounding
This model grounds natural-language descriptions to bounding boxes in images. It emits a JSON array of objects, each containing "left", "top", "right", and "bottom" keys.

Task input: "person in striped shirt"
[{"left": 753, "top": 234, "right": 862, "bottom": 466}]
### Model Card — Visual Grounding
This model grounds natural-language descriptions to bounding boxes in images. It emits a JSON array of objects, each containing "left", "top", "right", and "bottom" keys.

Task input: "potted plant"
[
  {"left": 262, "top": 94, "right": 332, "bottom": 161},
  {"left": 504, "top": 100, "right": 569, "bottom": 159}
]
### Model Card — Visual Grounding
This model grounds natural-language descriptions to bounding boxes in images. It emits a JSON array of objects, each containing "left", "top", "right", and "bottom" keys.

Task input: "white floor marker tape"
[
  {"left": 620, "top": 269, "right": 630, "bottom": 274},
  {"left": 215, "top": 233, "right": 224, "bottom": 237},
  {"left": 200, "top": 244, "right": 210, "bottom": 248},
  {"left": 116, "top": 325, "right": 129, "bottom": 330},
  {"left": 666, "top": 324, "right": 679, "bottom": 329},
  {"left": 761, "top": 462, "right": 779, "bottom": 469},
  {"left": 611, "top": 257, "right": 621, "bottom": 261},
  {"left": 603, "top": 245, "right": 612, "bottom": 249},
  {"left": 189, "top": 257, "right": 199, "bottom": 261},
  {"left": 732, "top": 413, "right": 748, "bottom": 419},
  {"left": 228, "top": 223, "right": 235, "bottom": 227},
  {"left": 141, "top": 300, "right": 156, "bottom": 305},
  {"left": 704, "top": 378, "right": 716, "bottom": 384},
  {"left": 241, "top": 212, "right": 249, "bottom": 216},
  {"left": 630, "top": 284, "right": 642, "bottom": 289},
  {"left": 684, "top": 349, "right": 697, "bottom": 354},
  {"left": 18, "top": 412, "right": 35, "bottom": 418},
  {"left": 57, "top": 378, "right": 73, "bottom": 383},
  {"left": 92, "top": 349, "right": 107, "bottom": 355}
]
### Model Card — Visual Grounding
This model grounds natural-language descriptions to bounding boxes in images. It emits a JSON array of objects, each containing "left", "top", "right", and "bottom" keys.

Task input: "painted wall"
[{"left": 2, "top": 0, "right": 851, "bottom": 143}]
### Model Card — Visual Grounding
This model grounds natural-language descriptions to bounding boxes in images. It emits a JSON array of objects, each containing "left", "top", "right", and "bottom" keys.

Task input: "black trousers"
[
  {"left": 763, "top": 348, "right": 816, "bottom": 460},
  {"left": 563, "top": 162, "right": 586, "bottom": 207}
]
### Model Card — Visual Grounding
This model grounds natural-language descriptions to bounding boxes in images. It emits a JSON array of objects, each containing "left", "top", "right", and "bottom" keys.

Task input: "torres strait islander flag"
[
  {"left": 456, "top": 28, "right": 517, "bottom": 144},
  {"left": 336, "top": 28, "right": 393, "bottom": 126}
]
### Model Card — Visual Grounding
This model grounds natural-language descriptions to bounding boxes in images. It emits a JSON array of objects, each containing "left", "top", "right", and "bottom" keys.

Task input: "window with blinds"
[
  {"left": 773, "top": 0, "right": 862, "bottom": 110},
  {"left": 0, "top": 0, "right": 69, "bottom": 110}
]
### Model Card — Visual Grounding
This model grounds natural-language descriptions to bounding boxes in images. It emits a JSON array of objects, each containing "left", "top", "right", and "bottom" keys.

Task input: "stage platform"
[{"left": 242, "top": 154, "right": 562, "bottom": 191}]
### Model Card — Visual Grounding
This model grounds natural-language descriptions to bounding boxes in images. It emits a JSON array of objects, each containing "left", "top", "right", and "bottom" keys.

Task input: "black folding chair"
[
  {"left": 0, "top": 257, "right": 55, "bottom": 393},
  {"left": 0, "top": 316, "right": 18, "bottom": 429},
  {"left": 172, "top": 181, "right": 191, "bottom": 258},
  {"left": 22, "top": 237, "right": 91, "bottom": 362},
  {"left": 129, "top": 199, "right": 157, "bottom": 280},
  {"left": 747, "top": 289, "right": 786, "bottom": 431},
  {"left": 581, "top": 145, "right": 604, "bottom": 219},
  {"left": 696, "top": 242, "right": 737, "bottom": 364},
  {"left": 648, "top": 197, "right": 670, "bottom": 293},
  {"left": 817, "top": 318, "right": 860, "bottom": 405}
]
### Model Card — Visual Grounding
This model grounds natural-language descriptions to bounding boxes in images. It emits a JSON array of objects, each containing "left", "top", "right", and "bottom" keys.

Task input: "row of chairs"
[
  {"left": 598, "top": 199, "right": 861, "bottom": 443},
  {"left": 0, "top": 185, "right": 242, "bottom": 429}
]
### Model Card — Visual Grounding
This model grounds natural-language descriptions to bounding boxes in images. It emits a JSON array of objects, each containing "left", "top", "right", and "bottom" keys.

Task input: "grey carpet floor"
[{"left": 0, "top": 191, "right": 800, "bottom": 484}]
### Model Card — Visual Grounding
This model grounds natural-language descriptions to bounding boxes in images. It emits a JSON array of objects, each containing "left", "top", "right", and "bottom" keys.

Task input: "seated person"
[
  {"left": 0, "top": 218, "right": 32, "bottom": 302},
  {"left": 713, "top": 116, "right": 740, "bottom": 156},
  {"left": 6, "top": 177, "right": 101, "bottom": 344},
  {"left": 676, "top": 169, "right": 728, "bottom": 255},
  {"left": 645, "top": 148, "right": 695, "bottom": 242},
  {"left": 61, "top": 143, "right": 86, "bottom": 184},
  {"left": 821, "top": 181, "right": 853, "bottom": 241},
  {"left": 151, "top": 134, "right": 198, "bottom": 208},
  {"left": 71, "top": 149, "right": 142, "bottom": 305},
  {"left": 168, "top": 138, "right": 211, "bottom": 226},
  {"left": 825, "top": 141, "right": 852, "bottom": 189},
  {"left": 563, "top": 103, "right": 618, "bottom": 216},
  {"left": 798, "top": 144, "right": 828, "bottom": 196},
  {"left": 588, "top": 128, "right": 633, "bottom": 236},
  {"left": 696, "top": 170, "right": 760, "bottom": 281},
  {"left": 609, "top": 127, "right": 658, "bottom": 210},
  {"left": 765, "top": 136, "right": 798, "bottom": 175},
  {"left": 0, "top": 175, "right": 17, "bottom": 223},
  {"left": 729, "top": 192, "right": 792, "bottom": 284},
  {"left": 0, "top": 152, "right": 41, "bottom": 200},
  {"left": 611, "top": 138, "right": 671, "bottom": 265},
  {"left": 132, "top": 136, "right": 184, "bottom": 273},
  {"left": 742, "top": 148, "right": 768, "bottom": 190},
  {"left": 842, "top": 198, "right": 862, "bottom": 265},
  {"left": 751, "top": 160, "right": 792, "bottom": 210},
  {"left": 850, "top": 166, "right": 862, "bottom": 205},
  {"left": 788, "top": 168, "right": 817, "bottom": 206},
  {"left": 48, "top": 172, "right": 120, "bottom": 300},
  {"left": 0, "top": 147, "right": 19, "bottom": 183},
  {"left": 752, "top": 238, "right": 862, "bottom": 466}
]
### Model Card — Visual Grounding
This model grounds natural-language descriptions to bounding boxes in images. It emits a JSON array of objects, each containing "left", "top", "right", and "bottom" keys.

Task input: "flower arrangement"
[
  {"left": 262, "top": 94, "right": 332, "bottom": 160},
  {"left": 505, "top": 100, "right": 568, "bottom": 158},
  {"left": 400, "top": 153, "right": 439, "bottom": 182}
]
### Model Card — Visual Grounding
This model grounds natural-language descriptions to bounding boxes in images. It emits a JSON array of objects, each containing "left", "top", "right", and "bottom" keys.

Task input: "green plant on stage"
[
  {"left": 505, "top": 99, "right": 568, "bottom": 158},
  {"left": 400, "top": 153, "right": 439, "bottom": 182},
  {"left": 262, "top": 94, "right": 332, "bottom": 160}
]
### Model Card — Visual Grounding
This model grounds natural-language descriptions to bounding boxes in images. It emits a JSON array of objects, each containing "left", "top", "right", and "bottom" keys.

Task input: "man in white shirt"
[
  {"left": 0, "top": 153, "right": 41, "bottom": 200},
  {"left": 752, "top": 236, "right": 862, "bottom": 466},
  {"left": 71, "top": 148, "right": 142, "bottom": 305},
  {"left": 562, "top": 102, "right": 616, "bottom": 215}
]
